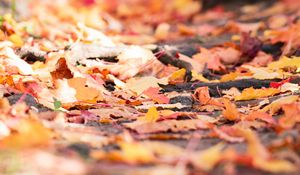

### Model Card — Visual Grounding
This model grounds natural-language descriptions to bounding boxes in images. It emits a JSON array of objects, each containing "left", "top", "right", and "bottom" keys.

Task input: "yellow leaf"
[
  {"left": 237, "top": 128, "right": 296, "bottom": 173},
  {"left": 261, "top": 95, "right": 298, "bottom": 114},
  {"left": 169, "top": 68, "right": 186, "bottom": 83},
  {"left": 119, "top": 142, "right": 155, "bottom": 164},
  {"left": 254, "top": 158, "right": 296, "bottom": 173},
  {"left": 8, "top": 34, "right": 24, "bottom": 47},
  {"left": 192, "top": 71, "right": 215, "bottom": 82},
  {"left": 268, "top": 56, "right": 300, "bottom": 70},
  {"left": 220, "top": 72, "right": 238, "bottom": 82},
  {"left": 238, "top": 128, "right": 269, "bottom": 159},
  {"left": 139, "top": 106, "right": 159, "bottom": 123},
  {"left": 235, "top": 87, "right": 280, "bottom": 101},
  {"left": 192, "top": 143, "right": 225, "bottom": 171}
]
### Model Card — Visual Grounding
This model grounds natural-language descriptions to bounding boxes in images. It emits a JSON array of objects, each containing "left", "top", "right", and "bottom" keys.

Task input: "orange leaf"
[
  {"left": 67, "top": 77, "right": 100, "bottom": 102},
  {"left": 244, "top": 111, "right": 276, "bottom": 125},
  {"left": 235, "top": 87, "right": 280, "bottom": 101},
  {"left": 192, "top": 86, "right": 223, "bottom": 106},
  {"left": 222, "top": 98, "right": 240, "bottom": 121},
  {"left": 0, "top": 119, "right": 52, "bottom": 149},
  {"left": 279, "top": 103, "right": 300, "bottom": 129},
  {"left": 220, "top": 72, "right": 238, "bottom": 82}
]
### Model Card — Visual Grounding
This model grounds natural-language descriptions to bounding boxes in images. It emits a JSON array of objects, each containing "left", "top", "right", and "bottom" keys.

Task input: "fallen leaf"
[
  {"left": 254, "top": 158, "right": 297, "bottom": 173},
  {"left": 243, "top": 111, "right": 276, "bottom": 125},
  {"left": 125, "top": 119, "right": 208, "bottom": 134},
  {"left": 138, "top": 106, "right": 160, "bottom": 123},
  {"left": 220, "top": 72, "right": 238, "bottom": 82},
  {"left": 0, "top": 119, "right": 52, "bottom": 149},
  {"left": 8, "top": 34, "right": 24, "bottom": 47},
  {"left": 126, "top": 76, "right": 168, "bottom": 95},
  {"left": 235, "top": 87, "right": 280, "bottom": 101},
  {"left": 222, "top": 98, "right": 240, "bottom": 121},
  {"left": 192, "top": 86, "right": 223, "bottom": 106},
  {"left": 168, "top": 68, "right": 186, "bottom": 84},
  {"left": 270, "top": 78, "right": 291, "bottom": 88},
  {"left": 236, "top": 128, "right": 296, "bottom": 173},
  {"left": 213, "top": 127, "right": 244, "bottom": 143},
  {"left": 261, "top": 95, "right": 298, "bottom": 114},
  {"left": 67, "top": 77, "right": 101, "bottom": 102},
  {"left": 279, "top": 103, "right": 300, "bottom": 129},
  {"left": 143, "top": 87, "right": 170, "bottom": 104},
  {"left": 192, "top": 143, "right": 225, "bottom": 171},
  {"left": 268, "top": 56, "right": 300, "bottom": 70},
  {"left": 118, "top": 141, "right": 156, "bottom": 164}
]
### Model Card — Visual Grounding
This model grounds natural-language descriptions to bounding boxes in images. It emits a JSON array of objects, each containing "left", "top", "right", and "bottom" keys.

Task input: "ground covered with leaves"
[{"left": 0, "top": 0, "right": 300, "bottom": 174}]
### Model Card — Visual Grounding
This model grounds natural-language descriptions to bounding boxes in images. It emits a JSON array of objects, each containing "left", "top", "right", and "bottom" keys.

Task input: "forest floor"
[{"left": 0, "top": 0, "right": 300, "bottom": 174}]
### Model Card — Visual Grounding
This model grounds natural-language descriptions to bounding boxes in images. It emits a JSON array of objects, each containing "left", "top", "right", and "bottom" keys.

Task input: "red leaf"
[{"left": 270, "top": 78, "right": 291, "bottom": 88}]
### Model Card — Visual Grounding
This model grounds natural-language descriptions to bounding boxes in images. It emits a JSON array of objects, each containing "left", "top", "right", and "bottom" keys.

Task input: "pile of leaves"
[{"left": 0, "top": 0, "right": 300, "bottom": 174}]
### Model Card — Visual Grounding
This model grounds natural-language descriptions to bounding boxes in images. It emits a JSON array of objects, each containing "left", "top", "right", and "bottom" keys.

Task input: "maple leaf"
[
  {"left": 278, "top": 103, "right": 300, "bottom": 129},
  {"left": 261, "top": 95, "right": 298, "bottom": 115},
  {"left": 243, "top": 111, "right": 276, "bottom": 125},
  {"left": 270, "top": 77, "right": 291, "bottom": 88},
  {"left": 268, "top": 56, "right": 300, "bottom": 70},
  {"left": 235, "top": 87, "right": 280, "bottom": 101},
  {"left": 138, "top": 106, "right": 160, "bottom": 123},
  {"left": 222, "top": 98, "right": 240, "bottom": 121},
  {"left": 126, "top": 76, "right": 168, "bottom": 95},
  {"left": 125, "top": 119, "right": 208, "bottom": 134},
  {"left": 168, "top": 68, "right": 186, "bottom": 84},
  {"left": 240, "top": 32, "right": 262, "bottom": 59},
  {"left": 192, "top": 86, "right": 223, "bottom": 107},
  {"left": 143, "top": 87, "right": 170, "bottom": 104},
  {"left": 118, "top": 141, "right": 156, "bottom": 164},
  {"left": 67, "top": 77, "right": 101, "bottom": 102}
]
